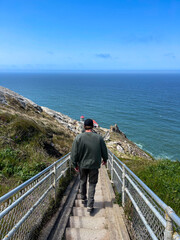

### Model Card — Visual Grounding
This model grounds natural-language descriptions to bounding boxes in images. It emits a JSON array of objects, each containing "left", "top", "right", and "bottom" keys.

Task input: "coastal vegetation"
[
  {"left": 0, "top": 110, "right": 74, "bottom": 196},
  {"left": 1, "top": 108, "right": 179, "bottom": 216},
  {"left": 113, "top": 152, "right": 180, "bottom": 216},
  {"left": 0, "top": 87, "right": 179, "bottom": 218}
]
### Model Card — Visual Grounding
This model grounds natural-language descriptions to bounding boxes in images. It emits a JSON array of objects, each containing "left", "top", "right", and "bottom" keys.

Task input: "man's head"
[{"left": 84, "top": 119, "right": 94, "bottom": 130}]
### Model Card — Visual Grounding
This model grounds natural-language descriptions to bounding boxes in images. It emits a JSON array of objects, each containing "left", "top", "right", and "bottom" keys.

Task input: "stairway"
[
  {"left": 65, "top": 176, "right": 110, "bottom": 240},
  {"left": 38, "top": 166, "right": 129, "bottom": 240}
]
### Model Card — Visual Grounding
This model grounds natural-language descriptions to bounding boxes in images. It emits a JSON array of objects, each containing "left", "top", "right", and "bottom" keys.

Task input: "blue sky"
[{"left": 0, "top": 0, "right": 180, "bottom": 71}]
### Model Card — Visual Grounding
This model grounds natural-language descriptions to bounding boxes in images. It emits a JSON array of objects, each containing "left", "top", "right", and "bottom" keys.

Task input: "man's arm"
[
  {"left": 100, "top": 137, "right": 108, "bottom": 164},
  {"left": 71, "top": 137, "right": 79, "bottom": 170}
]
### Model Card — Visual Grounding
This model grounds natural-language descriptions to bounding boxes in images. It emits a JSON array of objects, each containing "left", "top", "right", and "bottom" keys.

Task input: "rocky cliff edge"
[{"left": 0, "top": 86, "right": 152, "bottom": 161}]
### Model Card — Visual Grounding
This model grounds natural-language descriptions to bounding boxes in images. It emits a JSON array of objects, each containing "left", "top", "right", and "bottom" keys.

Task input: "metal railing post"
[
  {"left": 111, "top": 154, "right": 114, "bottom": 183},
  {"left": 53, "top": 163, "right": 57, "bottom": 202},
  {"left": 107, "top": 155, "right": 109, "bottom": 170},
  {"left": 69, "top": 157, "right": 72, "bottom": 176},
  {"left": 122, "top": 164, "right": 125, "bottom": 208},
  {"left": 164, "top": 207, "right": 173, "bottom": 240}
]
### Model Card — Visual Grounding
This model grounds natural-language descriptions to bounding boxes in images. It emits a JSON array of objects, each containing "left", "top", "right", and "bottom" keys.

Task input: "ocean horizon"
[{"left": 0, "top": 72, "right": 180, "bottom": 161}]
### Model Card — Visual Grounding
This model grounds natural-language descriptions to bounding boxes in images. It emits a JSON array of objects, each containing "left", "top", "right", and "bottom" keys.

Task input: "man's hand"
[
  {"left": 102, "top": 161, "right": 107, "bottom": 166},
  {"left": 74, "top": 166, "right": 79, "bottom": 172}
]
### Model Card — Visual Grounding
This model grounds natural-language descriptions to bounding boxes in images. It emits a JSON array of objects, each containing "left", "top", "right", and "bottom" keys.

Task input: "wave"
[
  {"left": 134, "top": 142, "right": 176, "bottom": 161},
  {"left": 135, "top": 142, "right": 144, "bottom": 149},
  {"left": 154, "top": 153, "right": 177, "bottom": 161}
]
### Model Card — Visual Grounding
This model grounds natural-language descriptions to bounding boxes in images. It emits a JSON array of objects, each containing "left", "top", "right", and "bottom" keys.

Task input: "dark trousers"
[{"left": 79, "top": 168, "right": 99, "bottom": 208}]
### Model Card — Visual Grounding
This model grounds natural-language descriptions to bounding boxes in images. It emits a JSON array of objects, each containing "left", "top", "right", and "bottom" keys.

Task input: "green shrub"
[
  {"left": 0, "top": 147, "right": 47, "bottom": 180},
  {"left": 0, "top": 148, "right": 18, "bottom": 157},
  {"left": 0, "top": 148, "right": 20, "bottom": 177},
  {"left": 15, "top": 162, "right": 47, "bottom": 181}
]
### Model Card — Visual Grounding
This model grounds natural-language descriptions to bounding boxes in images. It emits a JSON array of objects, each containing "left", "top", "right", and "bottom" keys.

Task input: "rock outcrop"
[
  {"left": 42, "top": 107, "right": 82, "bottom": 134},
  {"left": 0, "top": 86, "right": 153, "bottom": 161},
  {"left": 110, "top": 124, "right": 126, "bottom": 138},
  {"left": 0, "top": 86, "right": 42, "bottom": 113}
]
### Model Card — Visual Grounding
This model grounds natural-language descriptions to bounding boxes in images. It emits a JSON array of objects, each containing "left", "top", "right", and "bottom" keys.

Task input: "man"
[{"left": 71, "top": 119, "right": 108, "bottom": 213}]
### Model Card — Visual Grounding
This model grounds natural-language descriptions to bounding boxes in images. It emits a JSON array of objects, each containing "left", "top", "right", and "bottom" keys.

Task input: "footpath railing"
[
  {"left": 0, "top": 153, "right": 71, "bottom": 240},
  {"left": 107, "top": 150, "right": 180, "bottom": 240},
  {"left": 0, "top": 150, "right": 180, "bottom": 240}
]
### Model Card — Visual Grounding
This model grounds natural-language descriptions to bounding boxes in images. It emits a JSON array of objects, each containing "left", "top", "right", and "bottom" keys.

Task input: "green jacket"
[{"left": 71, "top": 132, "right": 108, "bottom": 169}]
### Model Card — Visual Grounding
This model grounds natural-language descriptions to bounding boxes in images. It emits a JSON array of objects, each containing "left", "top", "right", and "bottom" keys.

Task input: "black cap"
[{"left": 84, "top": 119, "right": 93, "bottom": 128}]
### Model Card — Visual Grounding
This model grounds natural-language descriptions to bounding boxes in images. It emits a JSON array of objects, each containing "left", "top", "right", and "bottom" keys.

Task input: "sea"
[{"left": 0, "top": 72, "right": 180, "bottom": 161}]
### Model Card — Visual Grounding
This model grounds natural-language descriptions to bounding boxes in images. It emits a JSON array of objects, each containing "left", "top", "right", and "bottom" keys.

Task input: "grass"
[
  {"left": 113, "top": 152, "right": 180, "bottom": 216},
  {"left": 0, "top": 110, "right": 74, "bottom": 196},
  {"left": 135, "top": 159, "right": 180, "bottom": 215},
  {"left": 0, "top": 106, "right": 75, "bottom": 239}
]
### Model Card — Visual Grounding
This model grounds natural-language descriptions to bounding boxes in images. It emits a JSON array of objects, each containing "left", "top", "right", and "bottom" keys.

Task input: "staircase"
[
  {"left": 66, "top": 180, "right": 109, "bottom": 240},
  {"left": 65, "top": 167, "right": 129, "bottom": 240},
  {"left": 2, "top": 149, "right": 180, "bottom": 240}
]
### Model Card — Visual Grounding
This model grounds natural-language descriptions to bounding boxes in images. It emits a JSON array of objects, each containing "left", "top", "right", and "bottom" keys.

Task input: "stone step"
[
  {"left": 78, "top": 187, "right": 103, "bottom": 194},
  {"left": 95, "top": 189, "right": 104, "bottom": 195},
  {"left": 94, "top": 194, "right": 104, "bottom": 201},
  {"left": 95, "top": 185, "right": 102, "bottom": 190},
  {"left": 74, "top": 199, "right": 105, "bottom": 208},
  {"left": 72, "top": 207, "right": 105, "bottom": 217},
  {"left": 69, "top": 216, "right": 107, "bottom": 229},
  {"left": 76, "top": 192, "right": 103, "bottom": 202},
  {"left": 76, "top": 193, "right": 83, "bottom": 199},
  {"left": 66, "top": 228, "right": 109, "bottom": 240},
  {"left": 76, "top": 192, "right": 104, "bottom": 200}
]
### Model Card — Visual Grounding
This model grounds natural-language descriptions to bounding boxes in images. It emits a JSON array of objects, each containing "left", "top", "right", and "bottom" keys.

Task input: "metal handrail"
[
  {"left": 125, "top": 174, "right": 166, "bottom": 227},
  {"left": 0, "top": 152, "right": 70, "bottom": 205},
  {"left": 1, "top": 149, "right": 179, "bottom": 240},
  {"left": 107, "top": 149, "right": 180, "bottom": 240},
  {"left": 0, "top": 152, "right": 71, "bottom": 240},
  {"left": 0, "top": 172, "right": 53, "bottom": 220},
  {"left": 109, "top": 150, "right": 180, "bottom": 225},
  {"left": 2, "top": 186, "right": 53, "bottom": 240}
]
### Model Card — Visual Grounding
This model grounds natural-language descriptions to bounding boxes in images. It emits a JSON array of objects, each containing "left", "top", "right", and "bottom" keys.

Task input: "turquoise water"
[{"left": 0, "top": 72, "right": 180, "bottom": 160}]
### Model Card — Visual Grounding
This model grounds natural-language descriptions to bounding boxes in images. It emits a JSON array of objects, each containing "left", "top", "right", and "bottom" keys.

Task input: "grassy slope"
[
  {"left": 0, "top": 103, "right": 179, "bottom": 216},
  {"left": 113, "top": 151, "right": 180, "bottom": 216},
  {"left": 0, "top": 108, "right": 74, "bottom": 196}
]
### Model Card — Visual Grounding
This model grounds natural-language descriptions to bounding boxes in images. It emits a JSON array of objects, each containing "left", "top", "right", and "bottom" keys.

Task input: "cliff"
[
  {"left": 41, "top": 106, "right": 152, "bottom": 161},
  {"left": 0, "top": 86, "right": 152, "bottom": 195},
  {"left": 0, "top": 86, "right": 75, "bottom": 195}
]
